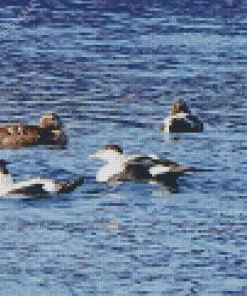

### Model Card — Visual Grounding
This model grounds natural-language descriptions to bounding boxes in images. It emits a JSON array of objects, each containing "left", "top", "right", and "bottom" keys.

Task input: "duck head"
[
  {"left": 170, "top": 100, "right": 190, "bottom": 116},
  {"left": 90, "top": 144, "right": 124, "bottom": 163},
  {"left": 39, "top": 113, "right": 62, "bottom": 130},
  {"left": 0, "top": 160, "right": 10, "bottom": 174}
]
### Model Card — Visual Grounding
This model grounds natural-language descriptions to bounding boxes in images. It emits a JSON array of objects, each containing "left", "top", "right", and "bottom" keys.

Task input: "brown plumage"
[{"left": 0, "top": 113, "right": 66, "bottom": 148}]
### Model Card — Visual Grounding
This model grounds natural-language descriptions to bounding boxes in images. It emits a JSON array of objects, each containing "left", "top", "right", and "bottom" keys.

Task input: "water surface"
[{"left": 0, "top": 0, "right": 246, "bottom": 295}]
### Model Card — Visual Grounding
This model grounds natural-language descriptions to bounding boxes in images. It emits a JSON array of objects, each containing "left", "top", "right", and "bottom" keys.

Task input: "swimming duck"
[
  {"left": 0, "top": 160, "right": 84, "bottom": 197},
  {"left": 0, "top": 113, "right": 66, "bottom": 148},
  {"left": 160, "top": 100, "right": 203, "bottom": 133},
  {"left": 90, "top": 144, "right": 200, "bottom": 183}
]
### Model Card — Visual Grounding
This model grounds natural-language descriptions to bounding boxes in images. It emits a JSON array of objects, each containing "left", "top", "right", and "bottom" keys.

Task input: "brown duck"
[{"left": 0, "top": 113, "right": 67, "bottom": 148}]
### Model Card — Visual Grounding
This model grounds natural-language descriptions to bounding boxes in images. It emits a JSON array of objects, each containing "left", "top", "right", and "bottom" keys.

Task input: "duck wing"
[
  {"left": 56, "top": 176, "right": 84, "bottom": 194},
  {"left": 126, "top": 155, "right": 191, "bottom": 178},
  {"left": 123, "top": 156, "right": 168, "bottom": 180},
  {"left": 127, "top": 155, "right": 180, "bottom": 167},
  {"left": 9, "top": 183, "right": 48, "bottom": 196},
  {"left": 9, "top": 176, "right": 84, "bottom": 196}
]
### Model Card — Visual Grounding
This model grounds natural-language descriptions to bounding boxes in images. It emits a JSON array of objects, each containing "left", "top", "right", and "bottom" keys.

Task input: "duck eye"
[{"left": 7, "top": 128, "right": 13, "bottom": 135}]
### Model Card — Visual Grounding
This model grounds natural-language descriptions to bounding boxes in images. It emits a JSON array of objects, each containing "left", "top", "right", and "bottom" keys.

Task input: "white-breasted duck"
[
  {"left": 90, "top": 144, "right": 202, "bottom": 183},
  {"left": 0, "top": 160, "right": 84, "bottom": 197}
]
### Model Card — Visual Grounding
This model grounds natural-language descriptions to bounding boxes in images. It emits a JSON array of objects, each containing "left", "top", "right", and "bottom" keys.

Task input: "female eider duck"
[
  {"left": 0, "top": 113, "right": 66, "bottom": 148},
  {"left": 0, "top": 160, "right": 84, "bottom": 197},
  {"left": 160, "top": 100, "right": 203, "bottom": 133},
  {"left": 90, "top": 144, "right": 200, "bottom": 183}
]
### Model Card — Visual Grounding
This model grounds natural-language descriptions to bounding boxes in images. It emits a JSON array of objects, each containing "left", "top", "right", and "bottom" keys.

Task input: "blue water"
[{"left": 0, "top": 0, "right": 247, "bottom": 295}]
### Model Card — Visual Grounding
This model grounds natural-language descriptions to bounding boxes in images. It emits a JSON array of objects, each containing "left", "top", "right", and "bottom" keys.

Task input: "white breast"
[
  {"left": 96, "top": 163, "right": 125, "bottom": 182},
  {"left": 0, "top": 174, "right": 15, "bottom": 196},
  {"left": 163, "top": 117, "right": 171, "bottom": 132}
]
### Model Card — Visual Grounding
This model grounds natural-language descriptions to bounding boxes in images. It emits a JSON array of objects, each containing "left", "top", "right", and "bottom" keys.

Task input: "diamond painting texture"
[{"left": 0, "top": 0, "right": 246, "bottom": 295}]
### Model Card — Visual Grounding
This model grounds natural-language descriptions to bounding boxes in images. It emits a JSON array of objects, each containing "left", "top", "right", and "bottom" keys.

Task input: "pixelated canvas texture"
[{"left": 0, "top": 0, "right": 246, "bottom": 295}]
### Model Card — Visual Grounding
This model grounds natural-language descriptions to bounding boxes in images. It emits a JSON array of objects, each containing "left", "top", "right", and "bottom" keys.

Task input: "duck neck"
[
  {"left": 107, "top": 154, "right": 125, "bottom": 165},
  {"left": 97, "top": 155, "right": 125, "bottom": 182}
]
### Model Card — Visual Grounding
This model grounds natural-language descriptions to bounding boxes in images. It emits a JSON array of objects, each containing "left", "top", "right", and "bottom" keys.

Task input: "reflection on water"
[{"left": 0, "top": 0, "right": 246, "bottom": 295}]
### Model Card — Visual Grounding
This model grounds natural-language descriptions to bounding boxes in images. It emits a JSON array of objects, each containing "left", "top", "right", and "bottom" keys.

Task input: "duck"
[
  {"left": 0, "top": 113, "right": 67, "bottom": 148},
  {"left": 0, "top": 160, "right": 84, "bottom": 197},
  {"left": 160, "top": 100, "right": 203, "bottom": 133},
  {"left": 90, "top": 144, "right": 202, "bottom": 183}
]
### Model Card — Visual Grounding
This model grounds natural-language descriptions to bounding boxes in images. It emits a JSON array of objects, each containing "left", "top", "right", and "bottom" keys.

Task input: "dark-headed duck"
[
  {"left": 0, "top": 113, "right": 66, "bottom": 148},
  {"left": 160, "top": 100, "right": 203, "bottom": 133}
]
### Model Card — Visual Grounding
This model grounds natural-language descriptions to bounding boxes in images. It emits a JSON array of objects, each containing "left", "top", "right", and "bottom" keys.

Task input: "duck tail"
[
  {"left": 58, "top": 176, "right": 84, "bottom": 194},
  {"left": 183, "top": 167, "right": 213, "bottom": 173}
]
